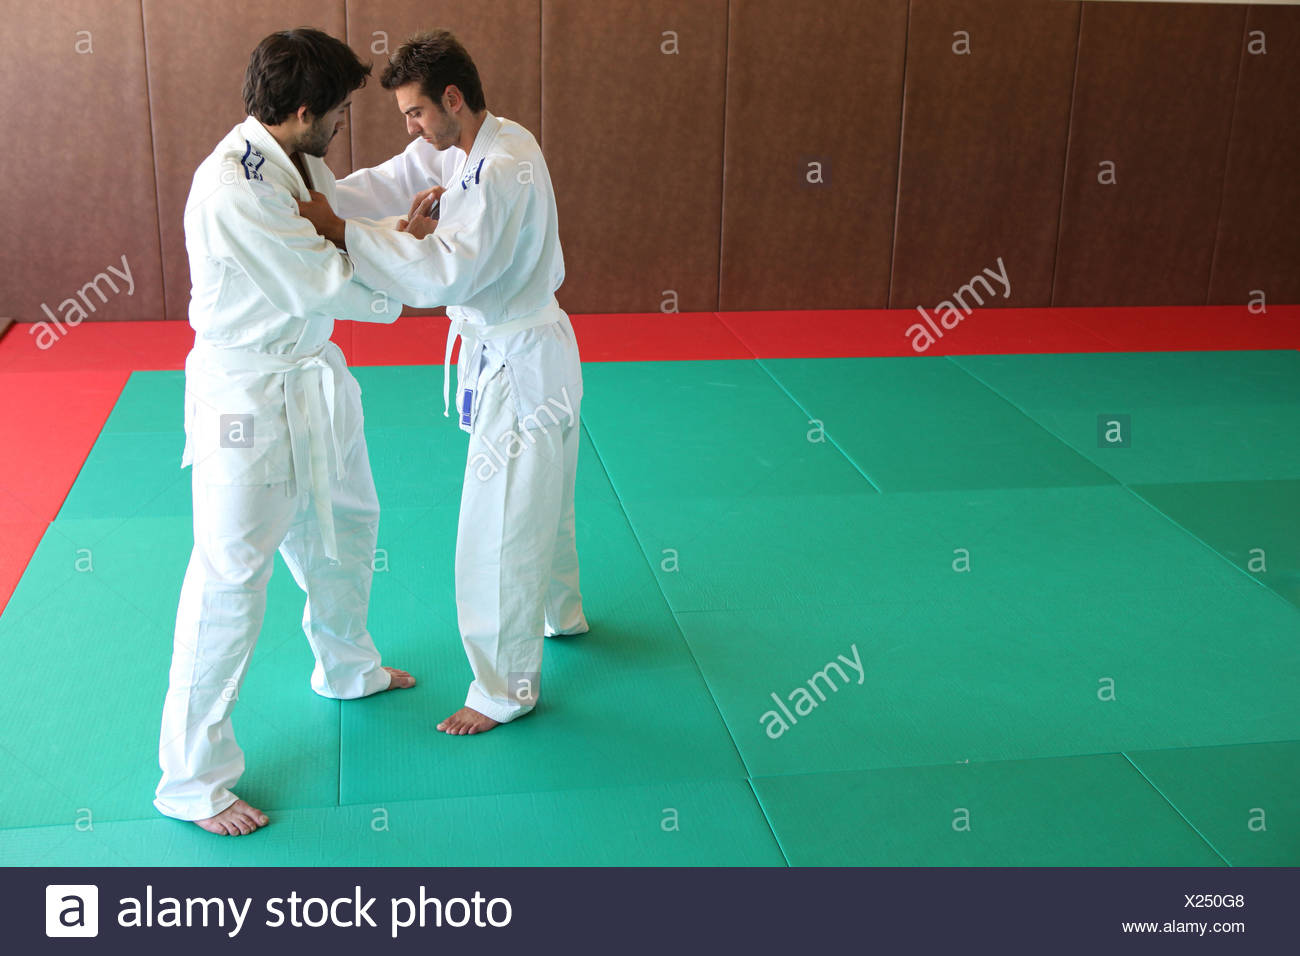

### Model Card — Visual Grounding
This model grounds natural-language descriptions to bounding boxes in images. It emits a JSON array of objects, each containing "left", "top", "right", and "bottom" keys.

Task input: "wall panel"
[
  {"left": 1208, "top": 3, "right": 1300, "bottom": 306},
  {"left": 345, "top": 0, "right": 541, "bottom": 172},
  {"left": 142, "top": 0, "right": 349, "bottom": 320},
  {"left": 890, "top": 0, "right": 1080, "bottom": 310},
  {"left": 542, "top": 0, "right": 728, "bottom": 314},
  {"left": 1052, "top": 1, "right": 1244, "bottom": 307},
  {"left": 6, "top": 0, "right": 1298, "bottom": 323},
  {"left": 719, "top": 0, "right": 907, "bottom": 311},
  {"left": 0, "top": 0, "right": 164, "bottom": 324}
]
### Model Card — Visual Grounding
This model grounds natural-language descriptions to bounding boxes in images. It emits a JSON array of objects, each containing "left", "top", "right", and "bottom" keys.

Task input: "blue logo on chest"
[{"left": 460, "top": 158, "right": 485, "bottom": 191}]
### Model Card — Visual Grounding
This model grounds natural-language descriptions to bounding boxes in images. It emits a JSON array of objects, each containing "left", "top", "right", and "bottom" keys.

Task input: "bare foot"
[
  {"left": 436, "top": 707, "right": 500, "bottom": 735},
  {"left": 194, "top": 798, "right": 268, "bottom": 836},
  {"left": 382, "top": 666, "right": 416, "bottom": 690}
]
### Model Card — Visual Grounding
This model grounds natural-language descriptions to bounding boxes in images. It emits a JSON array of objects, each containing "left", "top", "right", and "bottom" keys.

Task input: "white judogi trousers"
[
  {"left": 154, "top": 429, "right": 390, "bottom": 821},
  {"left": 457, "top": 363, "right": 586, "bottom": 723}
]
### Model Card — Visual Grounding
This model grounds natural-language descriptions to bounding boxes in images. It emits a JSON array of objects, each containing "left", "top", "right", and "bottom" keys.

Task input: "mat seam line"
[
  {"left": 575, "top": 419, "right": 771, "bottom": 827},
  {"left": 712, "top": 312, "right": 761, "bottom": 360},
  {"left": 1121, "top": 484, "right": 1300, "bottom": 616},
  {"left": 1120, "top": 752, "right": 1232, "bottom": 867},
  {"left": 745, "top": 777, "right": 792, "bottom": 867},
  {"left": 578, "top": 408, "right": 820, "bottom": 865},
  {"left": 752, "top": 358, "right": 884, "bottom": 493},
  {"left": 577, "top": 419, "right": 747, "bottom": 765},
  {"left": 946, "top": 352, "right": 1300, "bottom": 610},
  {"left": 940, "top": 353, "right": 1115, "bottom": 482},
  {"left": 734, "top": 735, "right": 1300, "bottom": 783}
]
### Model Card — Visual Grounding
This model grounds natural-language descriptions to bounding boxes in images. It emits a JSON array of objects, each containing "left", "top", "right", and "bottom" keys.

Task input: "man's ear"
[
  {"left": 443, "top": 85, "right": 463, "bottom": 114},
  {"left": 296, "top": 104, "right": 313, "bottom": 126}
]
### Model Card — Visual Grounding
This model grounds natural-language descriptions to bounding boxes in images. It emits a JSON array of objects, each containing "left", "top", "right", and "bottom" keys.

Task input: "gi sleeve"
[
  {"left": 200, "top": 172, "right": 403, "bottom": 324},
  {"left": 342, "top": 158, "right": 528, "bottom": 309},
  {"left": 334, "top": 137, "right": 443, "bottom": 220}
]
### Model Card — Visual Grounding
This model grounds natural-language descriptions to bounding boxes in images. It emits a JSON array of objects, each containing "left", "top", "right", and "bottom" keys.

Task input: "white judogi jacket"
[
  {"left": 335, "top": 113, "right": 580, "bottom": 432},
  {"left": 182, "top": 116, "right": 403, "bottom": 558}
]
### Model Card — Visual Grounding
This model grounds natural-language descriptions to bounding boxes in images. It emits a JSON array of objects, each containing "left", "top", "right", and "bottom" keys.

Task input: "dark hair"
[
  {"left": 242, "top": 28, "right": 370, "bottom": 125},
  {"left": 381, "top": 30, "right": 486, "bottom": 113}
]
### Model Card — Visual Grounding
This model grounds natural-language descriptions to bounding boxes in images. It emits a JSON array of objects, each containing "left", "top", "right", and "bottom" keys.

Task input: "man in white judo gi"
[
  {"left": 156, "top": 29, "right": 416, "bottom": 837},
  {"left": 300, "top": 30, "right": 586, "bottom": 736}
]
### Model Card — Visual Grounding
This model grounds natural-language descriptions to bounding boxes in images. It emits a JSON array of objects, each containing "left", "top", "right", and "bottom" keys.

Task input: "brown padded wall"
[
  {"left": 8, "top": 1, "right": 1300, "bottom": 323},
  {"left": 542, "top": 0, "right": 728, "bottom": 314},
  {"left": 1208, "top": 4, "right": 1300, "bottom": 306},
  {"left": 889, "top": 0, "right": 1079, "bottom": 310},
  {"left": 1052, "top": 1, "right": 1244, "bottom": 307},
  {"left": 143, "top": 0, "right": 349, "bottom": 322},
  {"left": 719, "top": 0, "right": 907, "bottom": 311},
  {"left": 0, "top": 0, "right": 164, "bottom": 323},
  {"left": 345, "top": 0, "right": 541, "bottom": 172}
]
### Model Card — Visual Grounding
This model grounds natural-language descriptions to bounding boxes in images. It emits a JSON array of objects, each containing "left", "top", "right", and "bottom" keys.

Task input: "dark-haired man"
[
  {"left": 155, "top": 28, "right": 416, "bottom": 837},
  {"left": 300, "top": 30, "right": 585, "bottom": 736}
]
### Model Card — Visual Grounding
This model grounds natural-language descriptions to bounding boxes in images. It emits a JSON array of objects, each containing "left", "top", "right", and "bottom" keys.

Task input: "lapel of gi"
[{"left": 455, "top": 112, "right": 502, "bottom": 194}]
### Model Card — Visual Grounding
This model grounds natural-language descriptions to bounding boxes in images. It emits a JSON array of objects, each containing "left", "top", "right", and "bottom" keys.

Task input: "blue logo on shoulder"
[{"left": 240, "top": 141, "right": 267, "bottom": 181}]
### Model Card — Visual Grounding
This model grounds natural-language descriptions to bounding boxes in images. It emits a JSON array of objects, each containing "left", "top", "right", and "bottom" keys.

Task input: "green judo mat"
[{"left": 2, "top": 352, "right": 1298, "bottom": 866}]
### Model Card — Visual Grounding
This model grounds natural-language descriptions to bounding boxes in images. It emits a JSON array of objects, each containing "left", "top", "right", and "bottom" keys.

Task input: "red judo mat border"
[
  {"left": 717, "top": 305, "right": 1300, "bottom": 358},
  {"left": 1, "top": 305, "right": 1297, "bottom": 373},
  {"left": 2, "top": 304, "right": 1298, "bottom": 613},
  {"left": 0, "top": 369, "right": 131, "bottom": 614}
]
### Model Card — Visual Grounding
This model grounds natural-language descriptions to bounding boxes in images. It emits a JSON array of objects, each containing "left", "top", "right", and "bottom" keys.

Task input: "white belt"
[
  {"left": 442, "top": 299, "right": 566, "bottom": 418},
  {"left": 187, "top": 341, "right": 348, "bottom": 562}
]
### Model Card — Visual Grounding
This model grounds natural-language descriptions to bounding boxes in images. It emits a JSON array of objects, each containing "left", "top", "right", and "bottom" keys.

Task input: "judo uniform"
[
  {"left": 335, "top": 113, "right": 585, "bottom": 723},
  {"left": 155, "top": 116, "right": 404, "bottom": 821}
]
